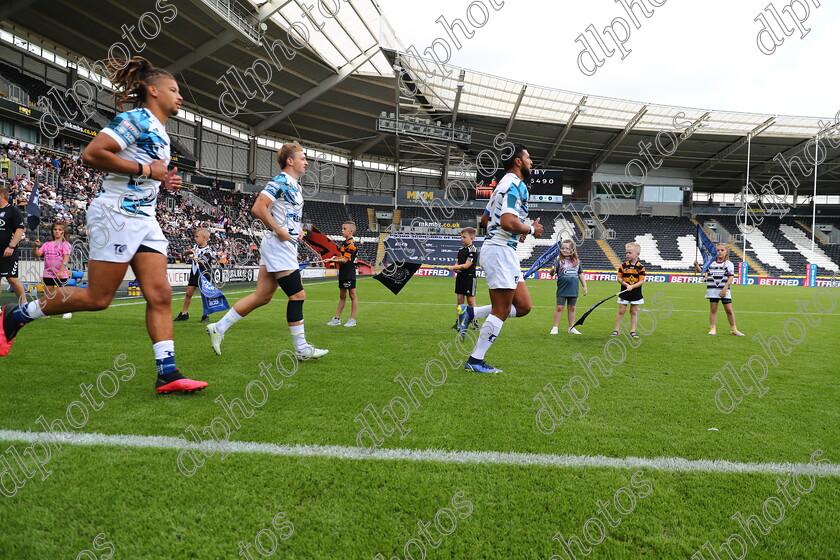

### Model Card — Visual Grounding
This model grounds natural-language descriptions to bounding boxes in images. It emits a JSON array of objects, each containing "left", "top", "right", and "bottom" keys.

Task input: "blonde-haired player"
[{"left": 206, "top": 142, "right": 327, "bottom": 359}]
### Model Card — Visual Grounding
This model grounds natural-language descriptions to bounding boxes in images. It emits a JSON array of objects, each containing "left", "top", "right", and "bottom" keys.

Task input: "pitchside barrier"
[
  {"left": 11, "top": 262, "right": 331, "bottom": 294},
  {"left": 412, "top": 265, "right": 840, "bottom": 288}
]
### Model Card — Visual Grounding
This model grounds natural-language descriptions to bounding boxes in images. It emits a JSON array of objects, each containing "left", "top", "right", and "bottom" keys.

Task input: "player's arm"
[
  {"left": 450, "top": 258, "right": 473, "bottom": 272},
  {"left": 578, "top": 266, "right": 588, "bottom": 296},
  {"left": 500, "top": 214, "right": 542, "bottom": 237},
  {"left": 3, "top": 224, "right": 23, "bottom": 258},
  {"left": 58, "top": 249, "right": 70, "bottom": 277},
  {"left": 499, "top": 187, "right": 542, "bottom": 237},
  {"left": 251, "top": 193, "right": 291, "bottom": 241}
]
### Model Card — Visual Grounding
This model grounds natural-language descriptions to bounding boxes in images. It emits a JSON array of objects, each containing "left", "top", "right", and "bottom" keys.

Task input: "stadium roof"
[{"left": 2, "top": 0, "right": 839, "bottom": 195}]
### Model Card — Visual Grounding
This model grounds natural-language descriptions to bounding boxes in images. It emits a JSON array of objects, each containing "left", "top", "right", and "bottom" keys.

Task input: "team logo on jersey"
[
  {"left": 114, "top": 244, "right": 128, "bottom": 255},
  {"left": 0, "top": 218, "right": 5, "bottom": 227}
]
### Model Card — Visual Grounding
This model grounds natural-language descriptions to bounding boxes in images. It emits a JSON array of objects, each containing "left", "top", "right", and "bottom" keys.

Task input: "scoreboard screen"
[
  {"left": 474, "top": 169, "right": 564, "bottom": 200},
  {"left": 529, "top": 169, "right": 564, "bottom": 195}
]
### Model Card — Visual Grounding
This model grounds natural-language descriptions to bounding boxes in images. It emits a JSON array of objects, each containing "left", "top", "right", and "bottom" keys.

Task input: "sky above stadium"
[{"left": 375, "top": 0, "right": 840, "bottom": 119}]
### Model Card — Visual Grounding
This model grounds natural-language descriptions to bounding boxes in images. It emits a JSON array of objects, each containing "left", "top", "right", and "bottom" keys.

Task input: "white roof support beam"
[
  {"left": 694, "top": 118, "right": 775, "bottom": 177},
  {"left": 258, "top": 0, "right": 294, "bottom": 22},
  {"left": 441, "top": 69, "right": 466, "bottom": 187},
  {"left": 166, "top": 30, "right": 236, "bottom": 75},
  {"left": 253, "top": 45, "right": 379, "bottom": 135},
  {"left": 351, "top": 133, "right": 390, "bottom": 159},
  {"left": 590, "top": 105, "right": 648, "bottom": 170},
  {"left": 543, "top": 95, "right": 587, "bottom": 167},
  {"left": 503, "top": 84, "right": 527, "bottom": 139}
]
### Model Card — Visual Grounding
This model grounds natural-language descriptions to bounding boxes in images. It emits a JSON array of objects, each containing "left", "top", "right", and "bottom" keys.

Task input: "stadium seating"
[
  {"left": 605, "top": 215, "right": 702, "bottom": 272},
  {"left": 2, "top": 133, "right": 838, "bottom": 277}
]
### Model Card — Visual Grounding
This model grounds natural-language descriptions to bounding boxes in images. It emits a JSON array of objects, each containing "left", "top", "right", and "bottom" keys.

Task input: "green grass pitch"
[{"left": 0, "top": 276, "right": 837, "bottom": 559}]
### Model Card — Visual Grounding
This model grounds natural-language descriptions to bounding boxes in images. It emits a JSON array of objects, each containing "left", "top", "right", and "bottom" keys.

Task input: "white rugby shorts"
[
  {"left": 259, "top": 234, "right": 299, "bottom": 273},
  {"left": 87, "top": 200, "right": 168, "bottom": 263},
  {"left": 481, "top": 243, "right": 522, "bottom": 290}
]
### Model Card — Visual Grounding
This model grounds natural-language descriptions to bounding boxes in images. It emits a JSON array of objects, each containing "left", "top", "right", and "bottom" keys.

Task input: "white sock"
[
  {"left": 215, "top": 308, "right": 243, "bottom": 335},
  {"left": 474, "top": 305, "right": 492, "bottom": 319},
  {"left": 152, "top": 340, "right": 175, "bottom": 361},
  {"left": 23, "top": 301, "right": 47, "bottom": 320},
  {"left": 290, "top": 323, "right": 307, "bottom": 351},
  {"left": 473, "top": 305, "right": 515, "bottom": 320},
  {"left": 471, "top": 314, "right": 504, "bottom": 361}
]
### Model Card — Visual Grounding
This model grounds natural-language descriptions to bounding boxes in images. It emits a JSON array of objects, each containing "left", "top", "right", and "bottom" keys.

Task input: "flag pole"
[{"left": 695, "top": 225, "right": 699, "bottom": 277}]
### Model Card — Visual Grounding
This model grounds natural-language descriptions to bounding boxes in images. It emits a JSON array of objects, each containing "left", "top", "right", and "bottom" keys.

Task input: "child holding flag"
[
  {"left": 694, "top": 243, "right": 744, "bottom": 336},
  {"left": 174, "top": 227, "right": 215, "bottom": 323},
  {"left": 549, "top": 239, "right": 587, "bottom": 335}
]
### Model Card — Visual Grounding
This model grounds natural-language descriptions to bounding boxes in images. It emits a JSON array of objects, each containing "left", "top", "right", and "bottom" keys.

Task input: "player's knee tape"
[
  {"left": 276, "top": 269, "right": 303, "bottom": 296},
  {"left": 286, "top": 299, "right": 304, "bottom": 323}
]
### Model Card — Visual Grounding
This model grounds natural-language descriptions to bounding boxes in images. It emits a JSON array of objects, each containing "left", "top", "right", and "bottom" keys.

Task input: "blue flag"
[
  {"left": 198, "top": 273, "right": 230, "bottom": 316},
  {"left": 696, "top": 224, "right": 718, "bottom": 273},
  {"left": 26, "top": 177, "right": 41, "bottom": 231},
  {"left": 524, "top": 242, "right": 562, "bottom": 279}
]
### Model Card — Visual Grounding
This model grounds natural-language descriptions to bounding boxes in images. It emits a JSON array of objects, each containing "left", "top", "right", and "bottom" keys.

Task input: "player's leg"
[
  {"left": 511, "top": 281, "right": 532, "bottom": 317},
  {"left": 348, "top": 288, "right": 358, "bottom": 320},
  {"left": 708, "top": 300, "right": 719, "bottom": 334},
  {"left": 335, "top": 287, "right": 347, "bottom": 318},
  {"left": 277, "top": 269, "right": 327, "bottom": 359},
  {"left": 551, "top": 305, "right": 564, "bottom": 334},
  {"left": 464, "top": 287, "right": 514, "bottom": 373},
  {"left": 628, "top": 304, "right": 640, "bottom": 335},
  {"left": 456, "top": 293, "right": 465, "bottom": 305},
  {"left": 612, "top": 304, "right": 627, "bottom": 334},
  {"left": 6, "top": 276, "right": 25, "bottom": 304},
  {"left": 43, "top": 283, "right": 57, "bottom": 300},
  {"left": 177, "top": 285, "right": 196, "bottom": 318},
  {"left": 1, "top": 260, "right": 128, "bottom": 356},
  {"left": 567, "top": 303, "right": 577, "bottom": 329},
  {"left": 466, "top": 293, "right": 479, "bottom": 329},
  {"left": 131, "top": 251, "right": 207, "bottom": 393},
  {"left": 722, "top": 301, "right": 743, "bottom": 335},
  {"left": 207, "top": 266, "right": 277, "bottom": 354},
  {"left": 51, "top": 278, "right": 73, "bottom": 319}
]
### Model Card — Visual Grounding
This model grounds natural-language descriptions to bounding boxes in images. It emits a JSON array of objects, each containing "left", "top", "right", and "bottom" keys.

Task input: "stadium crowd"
[{"left": 0, "top": 140, "right": 261, "bottom": 265}]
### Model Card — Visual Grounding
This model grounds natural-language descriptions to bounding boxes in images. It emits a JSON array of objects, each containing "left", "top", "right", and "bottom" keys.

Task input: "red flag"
[{"left": 303, "top": 225, "right": 341, "bottom": 261}]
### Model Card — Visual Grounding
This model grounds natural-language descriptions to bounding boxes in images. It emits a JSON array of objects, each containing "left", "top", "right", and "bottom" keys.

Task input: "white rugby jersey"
[
  {"left": 706, "top": 259, "right": 734, "bottom": 289},
  {"left": 98, "top": 108, "right": 170, "bottom": 219},
  {"left": 483, "top": 172, "right": 529, "bottom": 249},
  {"left": 260, "top": 172, "right": 302, "bottom": 237}
]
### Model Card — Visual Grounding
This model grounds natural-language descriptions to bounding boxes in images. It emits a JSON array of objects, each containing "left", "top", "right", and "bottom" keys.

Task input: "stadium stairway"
[
  {"left": 597, "top": 239, "right": 623, "bottom": 268},
  {"left": 726, "top": 244, "right": 765, "bottom": 276},
  {"left": 705, "top": 219, "right": 767, "bottom": 276},
  {"left": 375, "top": 233, "right": 389, "bottom": 272},
  {"left": 779, "top": 222, "right": 839, "bottom": 274},
  {"left": 795, "top": 220, "right": 827, "bottom": 244}
]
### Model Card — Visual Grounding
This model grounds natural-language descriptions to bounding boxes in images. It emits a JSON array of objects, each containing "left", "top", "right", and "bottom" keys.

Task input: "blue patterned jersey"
[
  {"left": 98, "top": 108, "right": 169, "bottom": 219},
  {"left": 482, "top": 172, "right": 529, "bottom": 249},
  {"left": 260, "top": 173, "right": 303, "bottom": 237}
]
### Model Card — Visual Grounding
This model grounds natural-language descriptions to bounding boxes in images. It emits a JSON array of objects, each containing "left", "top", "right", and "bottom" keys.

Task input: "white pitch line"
[{"left": 0, "top": 429, "right": 836, "bottom": 477}]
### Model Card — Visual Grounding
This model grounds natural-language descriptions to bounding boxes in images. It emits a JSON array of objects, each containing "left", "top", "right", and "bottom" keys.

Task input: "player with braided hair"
[{"left": 0, "top": 56, "right": 207, "bottom": 394}]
